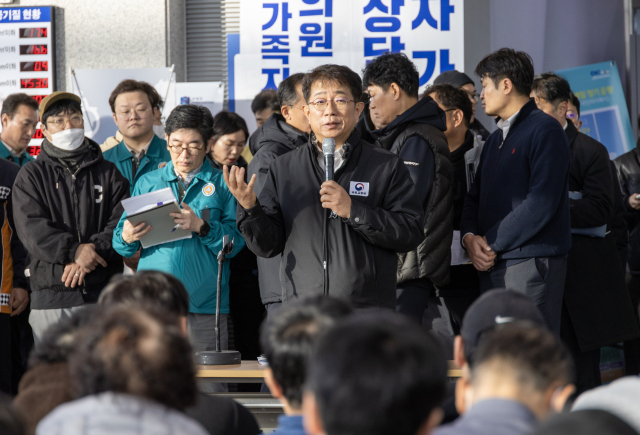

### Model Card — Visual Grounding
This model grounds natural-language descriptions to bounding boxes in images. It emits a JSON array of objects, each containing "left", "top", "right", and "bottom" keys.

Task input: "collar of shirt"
[
  {"left": 123, "top": 136, "right": 153, "bottom": 159},
  {"left": 2, "top": 141, "right": 24, "bottom": 158},
  {"left": 563, "top": 121, "right": 568, "bottom": 130},
  {"left": 496, "top": 110, "right": 521, "bottom": 141},
  {"left": 175, "top": 163, "right": 203, "bottom": 187},
  {"left": 316, "top": 142, "right": 347, "bottom": 171}
]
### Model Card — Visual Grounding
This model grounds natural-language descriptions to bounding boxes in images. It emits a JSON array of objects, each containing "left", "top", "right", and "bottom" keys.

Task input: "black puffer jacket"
[
  {"left": 12, "top": 138, "right": 129, "bottom": 309},
  {"left": 247, "top": 114, "right": 308, "bottom": 304},
  {"left": 357, "top": 97, "right": 453, "bottom": 287}
]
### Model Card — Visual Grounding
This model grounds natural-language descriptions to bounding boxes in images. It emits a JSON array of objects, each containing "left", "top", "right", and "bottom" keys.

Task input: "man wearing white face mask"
[{"left": 12, "top": 92, "right": 130, "bottom": 349}]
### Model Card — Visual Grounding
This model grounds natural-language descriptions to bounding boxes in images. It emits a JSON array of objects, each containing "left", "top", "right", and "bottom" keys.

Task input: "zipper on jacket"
[{"left": 66, "top": 167, "right": 86, "bottom": 294}]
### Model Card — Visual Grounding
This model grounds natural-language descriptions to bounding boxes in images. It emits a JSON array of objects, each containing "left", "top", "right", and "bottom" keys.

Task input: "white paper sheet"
[{"left": 451, "top": 231, "right": 471, "bottom": 266}]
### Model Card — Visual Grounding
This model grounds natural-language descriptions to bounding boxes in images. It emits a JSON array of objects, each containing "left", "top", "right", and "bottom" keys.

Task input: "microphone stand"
[{"left": 195, "top": 235, "right": 241, "bottom": 365}]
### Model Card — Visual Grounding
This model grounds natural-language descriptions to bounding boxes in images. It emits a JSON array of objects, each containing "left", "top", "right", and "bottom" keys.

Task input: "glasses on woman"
[
  {"left": 168, "top": 144, "right": 204, "bottom": 155},
  {"left": 308, "top": 97, "right": 355, "bottom": 112}
]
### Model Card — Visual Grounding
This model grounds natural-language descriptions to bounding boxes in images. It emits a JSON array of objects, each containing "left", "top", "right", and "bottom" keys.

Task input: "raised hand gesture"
[{"left": 223, "top": 165, "right": 258, "bottom": 209}]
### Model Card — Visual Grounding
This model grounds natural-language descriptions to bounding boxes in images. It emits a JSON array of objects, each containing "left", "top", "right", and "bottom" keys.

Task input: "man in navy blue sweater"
[{"left": 460, "top": 48, "right": 571, "bottom": 335}]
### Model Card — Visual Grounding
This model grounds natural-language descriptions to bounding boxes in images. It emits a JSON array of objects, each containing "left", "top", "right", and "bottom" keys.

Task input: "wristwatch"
[{"left": 197, "top": 221, "right": 211, "bottom": 238}]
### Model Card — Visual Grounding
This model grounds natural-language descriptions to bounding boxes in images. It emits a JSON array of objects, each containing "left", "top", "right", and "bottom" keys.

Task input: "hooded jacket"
[
  {"left": 247, "top": 114, "right": 308, "bottom": 304},
  {"left": 357, "top": 97, "right": 453, "bottom": 287},
  {"left": 237, "top": 130, "right": 424, "bottom": 309},
  {"left": 12, "top": 138, "right": 129, "bottom": 309}
]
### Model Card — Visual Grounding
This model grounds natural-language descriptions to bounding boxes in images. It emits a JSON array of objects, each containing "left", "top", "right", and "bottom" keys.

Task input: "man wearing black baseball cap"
[
  {"left": 434, "top": 70, "right": 490, "bottom": 140},
  {"left": 435, "top": 289, "right": 574, "bottom": 435}
]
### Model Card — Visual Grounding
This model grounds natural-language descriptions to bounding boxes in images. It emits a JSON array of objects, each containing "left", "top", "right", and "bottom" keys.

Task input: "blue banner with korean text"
[{"left": 556, "top": 61, "right": 635, "bottom": 158}]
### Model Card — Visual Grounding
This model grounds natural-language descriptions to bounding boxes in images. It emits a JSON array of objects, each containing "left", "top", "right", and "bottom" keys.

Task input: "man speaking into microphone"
[{"left": 224, "top": 64, "right": 424, "bottom": 308}]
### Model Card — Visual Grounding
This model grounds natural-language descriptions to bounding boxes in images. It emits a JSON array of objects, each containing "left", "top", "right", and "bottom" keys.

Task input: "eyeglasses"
[
  {"left": 47, "top": 114, "right": 83, "bottom": 129},
  {"left": 466, "top": 92, "right": 480, "bottom": 101},
  {"left": 168, "top": 143, "right": 205, "bottom": 155},
  {"left": 309, "top": 98, "right": 355, "bottom": 112},
  {"left": 116, "top": 107, "right": 153, "bottom": 120}
]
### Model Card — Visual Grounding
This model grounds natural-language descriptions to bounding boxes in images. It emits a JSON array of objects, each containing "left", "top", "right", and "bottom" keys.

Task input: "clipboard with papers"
[{"left": 121, "top": 187, "right": 192, "bottom": 249}]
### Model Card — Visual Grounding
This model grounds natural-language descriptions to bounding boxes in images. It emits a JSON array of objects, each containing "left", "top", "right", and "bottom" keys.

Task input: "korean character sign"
[{"left": 231, "top": 0, "right": 463, "bottom": 130}]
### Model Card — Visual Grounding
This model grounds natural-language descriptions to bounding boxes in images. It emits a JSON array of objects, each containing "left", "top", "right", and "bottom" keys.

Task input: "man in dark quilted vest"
[{"left": 358, "top": 52, "right": 454, "bottom": 324}]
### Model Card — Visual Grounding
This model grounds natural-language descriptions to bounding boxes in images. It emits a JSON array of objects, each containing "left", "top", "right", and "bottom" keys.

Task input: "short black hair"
[
  {"left": 212, "top": 111, "right": 249, "bottom": 145},
  {"left": 307, "top": 311, "right": 447, "bottom": 435},
  {"left": 70, "top": 305, "right": 197, "bottom": 412},
  {"left": 251, "top": 89, "right": 280, "bottom": 114},
  {"left": 0, "top": 93, "right": 38, "bottom": 119},
  {"left": 475, "top": 48, "right": 535, "bottom": 97},
  {"left": 531, "top": 72, "right": 572, "bottom": 107},
  {"left": 98, "top": 271, "right": 190, "bottom": 318},
  {"left": 569, "top": 93, "right": 581, "bottom": 116},
  {"left": 278, "top": 73, "right": 306, "bottom": 108},
  {"left": 302, "top": 64, "right": 363, "bottom": 104},
  {"left": 472, "top": 322, "right": 574, "bottom": 391},
  {"left": 362, "top": 52, "right": 420, "bottom": 98},
  {"left": 42, "top": 99, "right": 82, "bottom": 126},
  {"left": 165, "top": 104, "right": 214, "bottom": 143},
  {"left": 108, "top": 79, "right": 162, "bottom": 112},
  {"left": 425, "top": 83, "right": 473, "bottom": 127},
  {"left": 260, "top": 296, "right": 352, "bottom": 409}
]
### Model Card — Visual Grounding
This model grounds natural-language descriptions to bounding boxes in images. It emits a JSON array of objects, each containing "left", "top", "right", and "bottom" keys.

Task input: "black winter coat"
[
  {"left": 237, "top": 130, "right": 425, "bottom": 308},
  {"left": 357, "top": 97, "right": 453, "bottom": 287},
  {"left": 564, "top": 122, "right": 640, "bottom": 351},
  {"left": 247, "top": 114, "right": 308, "bottom": 304},
  {"left": 12, "top": 139, "right": 129, "bottom": 309},
  {"left": 614, "top": 146, "right": 640, "bottom": 273}
]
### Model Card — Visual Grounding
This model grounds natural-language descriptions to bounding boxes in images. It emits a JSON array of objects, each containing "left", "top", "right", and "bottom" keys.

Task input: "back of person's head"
[
  {"left": 212, "top": 111, "right": 249, "bottom": 145},
  {"left": 305, "top": 310, "right": 447, "bottom": 435},
  {"left": 108, "top": 79, "right": 160, "bottom": 113},
  {"left": 98, "top": 271, "right": 189, "bottom": 318},
  {"left": 1, "top": 93, "right": 39, "bottom": 120},
  {"left": 260, "top": 296, "right": 352, "bottom": 410},
  {"left": 531, "top": 410, "right": 640, "bottom": 435},
  {"left": 474, "top": 48, "right": 535, "bottom": 97},
  {"left": 362, "top": 52, "right": 420, "bottom": 99},
  {"left": 458, "top": 289, "right": 546, "bottom": 367},
  {"left": 0, "top": 394, "right": 25, "bottom": 435},
  {"left": 278, "top": 73, "right": 306, "bottom": 108},
  {"left": 424, "top": 83, "right": 473, "bottom": 127},
  {"left": 251, "top": 89, "right": 279, "bottom": 114},
  {"left": 472, "top": 322, "right": 573, "bottom": 392},
  {"left": 433, "top": 70, "right": 475, "bottom": 89},
  {"left": 531, "top": 73, "right": 572, "bottom": 105},
  {"left": 69, "top": 305, "right": 197, "bottom": 411},
  {"left": 28, "top": 305, "right": 98, "bottom": 368},
  {"left": 165, "top": 104, "right": 214, "bottom": 143},
  {"left": 302, "top": 64, "right": 363, "bottom": 104}
]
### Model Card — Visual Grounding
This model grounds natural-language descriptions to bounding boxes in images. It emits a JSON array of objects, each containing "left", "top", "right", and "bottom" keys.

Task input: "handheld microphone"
[{"left": 322, "top": 138, "right": 336, "bottom": 182}]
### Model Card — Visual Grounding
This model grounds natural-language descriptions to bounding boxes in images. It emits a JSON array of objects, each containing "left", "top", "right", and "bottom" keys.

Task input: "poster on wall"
[
  {"left": 71, "top": 67, "right": 175, "bottom": 145},
  {"left": 228, "top": 0, "right": 464, "bottom": 132},
  {"left": 175, "top": 82, "right": 224, "bottom": 116},
  {"left": 556, "top": 61, "right": 635, "bottom": 159},
  {"left": 0, "top": 6, "right": 56, "bottom": 156}
]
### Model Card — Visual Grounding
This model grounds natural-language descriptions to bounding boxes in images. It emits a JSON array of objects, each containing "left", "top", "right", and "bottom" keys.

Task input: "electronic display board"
[{"left": 0, "top": 7, "right": 55, "bottom": 156}]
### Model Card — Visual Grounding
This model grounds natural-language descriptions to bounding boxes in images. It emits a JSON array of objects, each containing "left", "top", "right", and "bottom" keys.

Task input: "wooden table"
[{"left": 196, "top": 360, "right": 462, "bottom": 382}]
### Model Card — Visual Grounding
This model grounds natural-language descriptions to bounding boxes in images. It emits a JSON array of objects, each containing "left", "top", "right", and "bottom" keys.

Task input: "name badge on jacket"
[{"left": 349, "top": 182, "right": 369, "bottom": 197}]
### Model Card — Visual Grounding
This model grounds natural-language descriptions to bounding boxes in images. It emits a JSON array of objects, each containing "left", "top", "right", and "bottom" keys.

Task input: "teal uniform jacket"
[
  {"left": 0, "top": 140, "right": 35, "bottom": 166},
  {"left": 102, "top": 134, "right": 171, "bottom": 194},
  {"left": 112, "top": 159, "right": 245, "bottom": 314}
]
